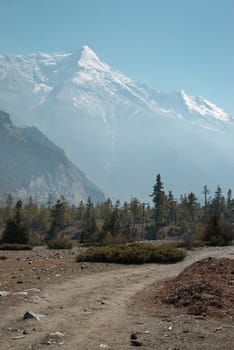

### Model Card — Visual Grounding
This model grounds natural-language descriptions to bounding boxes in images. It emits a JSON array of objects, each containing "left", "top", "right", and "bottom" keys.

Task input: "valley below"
[{"left": 0, "top": 245, "right": 233, "bottom": 349}]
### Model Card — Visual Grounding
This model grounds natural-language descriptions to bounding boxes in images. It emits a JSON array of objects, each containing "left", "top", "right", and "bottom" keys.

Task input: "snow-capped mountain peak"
[
  {"left": 76, "top": 45, "right": 133, "bottom": 88},
  {"left": 78, "top": 45, "right": 107, "bottom": 70},
  {"left": 181, "top": 90, "right": 229, "bottom": 122}
]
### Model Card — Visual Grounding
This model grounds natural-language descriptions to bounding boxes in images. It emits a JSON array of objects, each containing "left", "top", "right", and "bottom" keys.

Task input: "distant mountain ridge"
[
  {"left": 0, "top": 111, "right": 104, "bottom": 204},
  {"left": 0, "top": 46, "right": 233, "bottom": 199}
]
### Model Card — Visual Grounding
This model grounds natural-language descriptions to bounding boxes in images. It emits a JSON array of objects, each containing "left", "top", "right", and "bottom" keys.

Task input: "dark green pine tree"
[
  {"left": 167, "top": 190, "right": 177, "bottom": 224},
  {"left": 187, "top": 192, "right": 198, "bottom": 222},
  {"left": 80, "top": 197, "right": 97, "bottom": 243},
  {"left": 212, "top": 185, "right": 225, "bottom": 212},
  {"left": 102, "top": 207, "right": 121, "bottom": 237},
  {"left": 129, "top": 197, "right": 140, "bottom": 237},
  {"left": 2, "top": 200, "right": 29, "bottom": 244},
  {"left": 150, "top": 174, "right": 166, "bottom": 226},
  {"left": 47, "top": 198, "right": 67, "bottom": 240}
]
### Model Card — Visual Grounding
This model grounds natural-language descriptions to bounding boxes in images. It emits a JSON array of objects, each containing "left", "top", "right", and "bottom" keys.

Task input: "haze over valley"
[{"left": 0, "top": 46, "right": 233, "bottom": 201}]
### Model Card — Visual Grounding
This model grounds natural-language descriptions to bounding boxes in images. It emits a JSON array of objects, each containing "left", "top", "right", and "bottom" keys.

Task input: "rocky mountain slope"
[
  {"left": 0, "top": 46, "right": 233, "bottom": 199},
  {"left": 0, "top": 111, "right": 104, "bottom": 204}
]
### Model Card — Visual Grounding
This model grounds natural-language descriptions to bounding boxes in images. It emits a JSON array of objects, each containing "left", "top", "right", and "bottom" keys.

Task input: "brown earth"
[
  {"left": 159, "top": 257, "right": 234, "bottom": 318},
  {"left": 0, "top": 245, "right": 233, "bottom": 349}
]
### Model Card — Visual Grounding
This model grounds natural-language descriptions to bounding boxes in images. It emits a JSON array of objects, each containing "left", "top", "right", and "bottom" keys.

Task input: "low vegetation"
[
  {"left": 76, "top": 243, "right": 186, "bottom": 264},
  {"left": 175, "top": 240, "right": 207, "bottom": 249},
  {"left": 47, "top": 238, "right": 72, "bottom": 249},
  {"left": 0, "top": 243, "right": 32, "bottom": 250}
]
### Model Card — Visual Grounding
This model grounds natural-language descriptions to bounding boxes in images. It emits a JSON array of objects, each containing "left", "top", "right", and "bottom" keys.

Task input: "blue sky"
[{"left": 0, "top": 0, "right": 233, "bottom": 114}]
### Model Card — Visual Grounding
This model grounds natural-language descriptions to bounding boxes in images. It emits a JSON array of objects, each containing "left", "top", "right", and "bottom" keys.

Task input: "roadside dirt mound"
[{"left": 161, "top": 257, "right": 234, "bottom": 318}]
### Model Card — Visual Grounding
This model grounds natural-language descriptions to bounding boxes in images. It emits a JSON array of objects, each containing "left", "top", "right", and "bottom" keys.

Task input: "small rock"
[
  {"left": 0, "top": 291, "right": 10, "bottom": 297},
  {"left": 12, "top": 335, "right": 25, "bottom": 340},
  {"left": 14, "top": 291, "right": 28, "bottom": 296},
  {"left": 130, "top": 333, "right": 138, "bottom": 340},
  {"left": 99, "top": 344, "right": 109, "bottom": 349},
  {"left": 131, "top": 340, "right": 142, "bottom": 346},
  {"left": 0, "top": 256, "right": 8, "bottom": 260},
  {"left": 25, "top": 288, "right": 41, "bottom": 293},
  {"left": 23, "top": 311, "right": 46, "bottom": 321},
  {"left": 50, "top": 331, "right": 65, "bottom": 337},
  {"left": 198, "top": 334, "right": 205, "bottom": 339},
  {"left": 214, "top": 327, "right": 222, "bottom": 332}
]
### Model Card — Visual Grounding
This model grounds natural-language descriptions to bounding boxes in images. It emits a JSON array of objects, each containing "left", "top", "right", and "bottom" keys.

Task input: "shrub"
[
  {"left": 76, "top": 243, "right": 186, "bottom": 264},
  {"left": 47, "top": 238, "right": 72, "bottom": 249},
  {"left": 0, "top": 243, "right": 33, "bottom": 250},
  {"left": 201, "top": 211, "right": 234, "bottom": 246},
  {"left": 175, "top": 240, "right": 208, "bottom": 249}
]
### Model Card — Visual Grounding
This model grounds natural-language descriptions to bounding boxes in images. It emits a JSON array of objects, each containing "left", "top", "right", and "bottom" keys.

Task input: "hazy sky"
[{"left": 0, "top": 0, "right": 233, "bottom": 114}]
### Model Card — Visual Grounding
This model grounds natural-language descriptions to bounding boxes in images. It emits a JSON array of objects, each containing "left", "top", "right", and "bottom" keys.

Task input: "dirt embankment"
[
  {"left": 0, "top": 245, "right": 233, "bottom": 350},
  {"left": 160, "top": 257, "right": 234, "bottom": 318}
]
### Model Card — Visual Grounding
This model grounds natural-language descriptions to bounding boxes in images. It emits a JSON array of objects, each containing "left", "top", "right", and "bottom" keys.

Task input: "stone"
[
  {"left": 131, "top": 340, "right": 142, "bottom": 346},
  {"left": 23, "top": 311, "right": 46, "bottom": 321},
  {"left": 12, "top": 335, "right": 25, "bottom": 340},
  {"left": 14, "top": 291, "right": 28, "bottom": 296},
  {"left": 130, "top": 333, "right": 138, "bottom": 340}
]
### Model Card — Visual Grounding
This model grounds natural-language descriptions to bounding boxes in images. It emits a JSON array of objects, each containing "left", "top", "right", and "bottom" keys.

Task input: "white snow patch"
[
  {"left": 33, "top": 83, "right": 52, "bottom": 93},
  {"left": 181, "top": 90, "right": 229, "bottom": 122}
]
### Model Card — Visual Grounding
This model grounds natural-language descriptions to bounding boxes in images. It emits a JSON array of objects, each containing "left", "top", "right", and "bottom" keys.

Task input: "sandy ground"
[{"left": 0, "top": 245, "right": 233, "bottom": 349}]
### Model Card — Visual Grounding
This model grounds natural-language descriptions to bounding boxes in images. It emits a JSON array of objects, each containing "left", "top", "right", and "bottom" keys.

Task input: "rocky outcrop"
[{"left": 0, "top": 111, "right": 104, "bottom": 204}]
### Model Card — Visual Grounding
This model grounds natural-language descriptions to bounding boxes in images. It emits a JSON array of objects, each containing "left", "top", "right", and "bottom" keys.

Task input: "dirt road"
[{"left": 0, "top": 246, "right": 233, "bottom": 349}]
